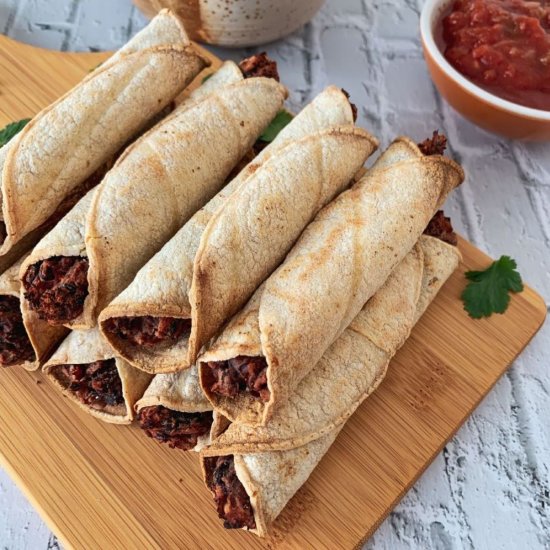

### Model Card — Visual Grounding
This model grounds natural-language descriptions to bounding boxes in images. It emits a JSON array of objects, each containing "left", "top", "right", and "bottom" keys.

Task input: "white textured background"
[{"left": 0, "top": 0, "right": 549, "bottom": 548}]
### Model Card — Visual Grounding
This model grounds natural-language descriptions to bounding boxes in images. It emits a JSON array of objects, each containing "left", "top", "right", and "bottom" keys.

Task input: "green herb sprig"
[
  {"left": 461, "top": 256, "right": 524, "bottom": 319},
  {"left": 0, "top": 119, "right": 31, "bottom": 148},
  {"left": 259, "top": 110, "right": 293, "bottom": 143}
]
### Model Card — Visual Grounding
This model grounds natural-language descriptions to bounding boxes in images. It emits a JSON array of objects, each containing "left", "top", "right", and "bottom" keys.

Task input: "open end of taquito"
[
  {"left": 200, "top": 429, "right": 340, "bottom": 537},
  {"left": 0, "top": 10, "right": 209, "bottom": 257},
  {"left": 19, "top": 184, "right": 100, "bottom": 330},
  {"left": 198, "top": 135, "right": 464, "bottom": 426},
  {"left": 18, "top": 185, "right": 103, "bottom": 363},
  {"left": 43, "top": 328, "right": 152, "bottom": 424},
  {"left": 98, "top": 86, "right": 362, "bottom": 374},
  {"left": 135, "top": 366, "right": 228, "bottom": 451}
]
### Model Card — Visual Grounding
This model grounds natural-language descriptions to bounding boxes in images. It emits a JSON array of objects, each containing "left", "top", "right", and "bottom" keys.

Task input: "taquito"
[
  {"left": 199, "top": 137, "right": 464, "bottom": 426},
  {"left": 135, "top": 367, "right": 229, "bottom": 451},
  {"left": 20, "top": 63, "right": 286, "bottom": 330},
  {"left": 0, "top": 9, "right": 208, "bottom": 257},
  {"left": 99, "top": 86, "right": 367, "bottom": 374},
  {"left": 43, "top": 328, "right": 152, "bottom": 424},
  {"left": 19, "top": 190, "right": 98, "bottom": 366},
  {"left": 200, "top": 231, "right": 461, "bottom": 536}
]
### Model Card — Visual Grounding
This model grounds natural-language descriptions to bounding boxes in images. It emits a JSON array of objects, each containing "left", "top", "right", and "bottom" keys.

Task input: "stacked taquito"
[
  {"left": 17, "top": 59, "right": 286, "bottom": 372},
  {"left": 28, "top": 62, "right": 285, "bottom": 421},
  {"left": 99, "top": 86, "right": 378, "bottom": 373},
  {"left": 199, "top": 137, "right": 464, "bottom": 426},
  {"left": 129, "top": 86, "right": 365, "bottom": 447},
  {"left": 199, "top": 230, "right": 461, "bottom": 536},
  {"left": 0, "top": 10, "right": 207, "bottom": 263},
  {"left": 135, "top": 367, "right": 229, "bottom": 450}
]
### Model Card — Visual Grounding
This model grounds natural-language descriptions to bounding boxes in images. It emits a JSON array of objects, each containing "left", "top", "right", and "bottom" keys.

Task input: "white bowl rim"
[{"left": 420, "top": 0, "right": 550, "bottom": 122}]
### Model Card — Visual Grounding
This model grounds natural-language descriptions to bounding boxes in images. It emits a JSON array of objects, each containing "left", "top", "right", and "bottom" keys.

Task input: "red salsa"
[{"left": 441, "top": 0, "right": 550, "bottom": 110}]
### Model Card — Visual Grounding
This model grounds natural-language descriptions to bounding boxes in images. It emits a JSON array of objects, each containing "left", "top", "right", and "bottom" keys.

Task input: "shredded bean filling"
[
  {"left": 417, "top": 133, "right": 458, "bottom": 245},
  {"left": 204, "top": 455, "right": 256, "bottom": 530},
  {"left": 424, "top": 210, "right": 458, "bottom": 246},
  {"left": 205, "top": 355, "right": 270, "bottom": 402},
  {"left": 138, "top": 405, "right": 213, "bottom": 450},
  {"left": 239, "top": 52, "right": 280, "bottom": 81},
  {"left": 102, "top": 315, "right": 191, "bottom": 347},
  {"left": 23, "top": 256, "right": 89, "bottom": 324},
  {"left": 54, "top": 359, "right": 124, "bottom": 411},
  {"left": 418, "top": 130, "right": 448, "bottom": 156},
  {"left": 0, "top": 296, "right": 34, "bottom": 366}
]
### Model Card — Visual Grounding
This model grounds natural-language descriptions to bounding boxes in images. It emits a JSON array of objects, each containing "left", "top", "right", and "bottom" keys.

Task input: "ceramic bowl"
[
  {"left": 134, "top": 0, "right": 325, "bottom": 47},
  {"left": 420, "top": 0, "right": 550, "bottom": 141}
]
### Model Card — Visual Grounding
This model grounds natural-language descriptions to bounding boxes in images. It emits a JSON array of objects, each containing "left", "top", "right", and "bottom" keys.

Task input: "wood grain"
[{"left": 0, "top": 35, "right": 546, "bottom": 550}]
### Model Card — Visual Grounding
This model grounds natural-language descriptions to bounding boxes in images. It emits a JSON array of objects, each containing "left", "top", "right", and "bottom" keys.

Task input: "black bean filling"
[
  {"left": 0, "top": 295, "right": 34, "bottom": 367},
  {"left": 23, "top": 256, "right": 89, "bottom": 324},
  {"left": 204, "top": 455, "right": 256, "bottom": 530},
  {"left": 54, "top": 359, "right": 124, "bottom": 410},
  {"left": 138, "top": 405, "right": 213, "bottom": 450},
  {"left": 204, "top": 356, "right": 270, "bottom": 402}
]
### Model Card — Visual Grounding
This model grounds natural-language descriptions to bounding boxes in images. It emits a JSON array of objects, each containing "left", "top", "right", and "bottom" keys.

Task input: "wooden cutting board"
[{"left": 0, "top": 35, "right": 546, "bottom": 550}]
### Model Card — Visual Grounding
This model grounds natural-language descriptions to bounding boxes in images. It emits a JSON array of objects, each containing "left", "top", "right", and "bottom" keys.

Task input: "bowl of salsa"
[{"left": 421, "top": 0, "right": 550, "bottom": 140}]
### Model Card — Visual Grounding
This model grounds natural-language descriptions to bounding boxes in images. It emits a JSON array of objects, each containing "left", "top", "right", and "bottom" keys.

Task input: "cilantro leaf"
[
  {"left": 0, "top": 119, "right": 31, "bottom": 148},
  {"left": 202, "top": 73, "right": 213, "bottom": 83},
  {"left": 259, "top": 110, "right": 293, "bottom": 143},
  {"left": 461, "top": 256, "right": 523, "bottom": 319}
]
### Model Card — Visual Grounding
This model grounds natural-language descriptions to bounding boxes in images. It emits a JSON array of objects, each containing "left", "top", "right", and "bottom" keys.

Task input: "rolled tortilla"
[
  {"left": 0, "top": 10, "right": 208, "bottom": 257},
  {"left": 83, "top": 75, "right": 287, "bottom": 326},
  {"left": 43, "top": 328, "right": 152, "bottom": 424},
  {"left": 200, "top": 234, "right": 461, "bottom": 536},
  {"left": 188, "top": 124, "right": 378, "bottom": 363},
  {"left": 21, "top": 62, "right": 280, "bottom": 329},
  {"left": 99, "top": 86, "right": 363, "bottom": 374},
  {"left": 199, "top": 137, "right": 464, "bottom": 426},
  {"left": 135, "top": 367, "right": 229, "bottom": 451}
]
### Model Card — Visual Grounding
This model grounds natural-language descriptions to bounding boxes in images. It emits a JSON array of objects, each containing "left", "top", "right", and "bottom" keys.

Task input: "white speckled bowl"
[{"left": 134, "top": 0, "right": 325, "bottom": 47}]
